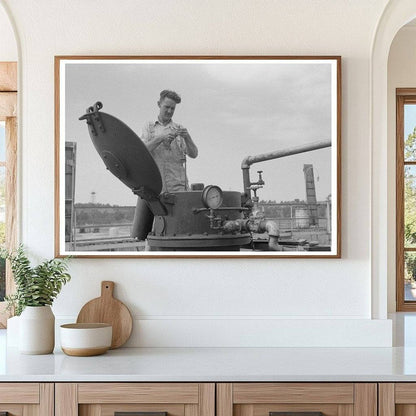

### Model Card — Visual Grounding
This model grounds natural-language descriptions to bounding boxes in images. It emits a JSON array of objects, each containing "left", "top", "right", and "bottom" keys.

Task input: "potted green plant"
[{"left": 1, "top": 245, "right": 71, "bottom": 354}]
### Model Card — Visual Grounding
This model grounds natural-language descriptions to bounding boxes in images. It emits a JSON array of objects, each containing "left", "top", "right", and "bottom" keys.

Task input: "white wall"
[
  {"left": 387, "top": 25, "right": 416, "bottom": 312},
  {"left": 0, "top": 0, "right": 393, "bottom": 347},
  {"left": 0, "top": 4, "right": 16, "bottom": 61}
]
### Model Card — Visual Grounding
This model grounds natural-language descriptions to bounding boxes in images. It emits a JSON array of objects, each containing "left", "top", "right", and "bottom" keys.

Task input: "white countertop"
[
  {"left": 3, "top": 313, "right": 416, "bottom": 382},
  {"left": 1, "top": 330, "right": 416, "bottom": 382}
]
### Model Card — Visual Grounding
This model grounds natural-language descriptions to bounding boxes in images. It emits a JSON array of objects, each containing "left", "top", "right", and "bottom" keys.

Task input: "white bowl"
[{"left": 60, "top": 323, "right": 112, "bottom": 356}]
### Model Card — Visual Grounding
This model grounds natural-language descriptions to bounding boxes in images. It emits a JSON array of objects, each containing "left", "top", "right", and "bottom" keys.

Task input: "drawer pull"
[
  {"left": 115, "top": 413, "right": 167, "bottom": 416},
  {"left": 270, "top": 413, "right": 324, "bottom": 416}
]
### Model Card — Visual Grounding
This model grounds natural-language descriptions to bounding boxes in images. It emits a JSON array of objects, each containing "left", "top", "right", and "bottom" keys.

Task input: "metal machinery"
[{"left": 80, "top": 102, "right": 331, "bottom": 252}]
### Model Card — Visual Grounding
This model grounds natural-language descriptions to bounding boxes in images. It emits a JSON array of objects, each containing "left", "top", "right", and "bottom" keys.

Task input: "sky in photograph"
[{"left": 64, "top": 60, "right": 335, "bottom": 206}]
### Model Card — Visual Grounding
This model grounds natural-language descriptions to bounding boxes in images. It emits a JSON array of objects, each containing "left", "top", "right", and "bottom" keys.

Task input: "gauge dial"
[{"left": 202, "top": 185, "right": 223, "bottom": 209}]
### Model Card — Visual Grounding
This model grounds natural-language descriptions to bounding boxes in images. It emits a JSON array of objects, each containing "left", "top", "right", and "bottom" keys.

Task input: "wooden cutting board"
[{"left": 76, "top": 281, "right": 133, "bottom": 349}]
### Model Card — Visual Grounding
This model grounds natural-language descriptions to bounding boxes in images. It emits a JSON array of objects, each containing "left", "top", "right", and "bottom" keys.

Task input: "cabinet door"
[
  {"left": 0, "top": 383, "right": 53, "bottom": 416},
  {"left": 379, "top": 383, "right": 416, "bottom": 416},
  {"left": 55, "top": 383, "right": 215, "bottom": 416},
  {"left": 217, "top": 383, "right": 377, "bottom": 416}
]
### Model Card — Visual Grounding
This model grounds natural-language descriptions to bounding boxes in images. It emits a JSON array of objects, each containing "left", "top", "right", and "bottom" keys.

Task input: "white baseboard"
[{"left": 56, "top": 317, "right": 392, "bottom": 347}]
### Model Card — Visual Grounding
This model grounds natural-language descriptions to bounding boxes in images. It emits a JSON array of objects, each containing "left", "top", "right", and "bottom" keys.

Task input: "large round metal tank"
[
  {"left": 295, "top": 207, "right": 310, "bottom": 229},
  {"left": 147, "top": 190, "right": 251, "bottom": 251}
]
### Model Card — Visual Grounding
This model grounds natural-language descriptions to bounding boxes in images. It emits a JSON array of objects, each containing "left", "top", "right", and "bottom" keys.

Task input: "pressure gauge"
[{"left": 202, "top": 185, "right": 223, "bottom": 209}]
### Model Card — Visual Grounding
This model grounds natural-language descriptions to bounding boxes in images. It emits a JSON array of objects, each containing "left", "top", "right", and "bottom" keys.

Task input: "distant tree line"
[
  {"left": 74, "top": 203, "right": 135, "bottom": 226},
  {"left": 75, "top": 202, "right": 117, "bottom": 208},
  {"left": 259, "top": 200, "right": 328, "bottom": 219}
]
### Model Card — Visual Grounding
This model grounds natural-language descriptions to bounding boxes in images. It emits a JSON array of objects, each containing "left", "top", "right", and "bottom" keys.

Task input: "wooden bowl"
[{"left": 60, "top": 323, "right": 112, "bottom": 356}]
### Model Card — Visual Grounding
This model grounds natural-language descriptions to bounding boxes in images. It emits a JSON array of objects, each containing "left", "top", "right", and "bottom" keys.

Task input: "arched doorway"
[
  {"left": 0, "top": 0, "right": 18, "bottom": 327},
  {"left": 371, "top": 0, "right": 416, "bottom": 319}
]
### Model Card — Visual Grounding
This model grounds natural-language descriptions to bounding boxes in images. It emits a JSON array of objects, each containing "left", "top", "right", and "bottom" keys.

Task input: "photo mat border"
[{"left": 54, "top": 55, "right": 342, "bottom": 259}]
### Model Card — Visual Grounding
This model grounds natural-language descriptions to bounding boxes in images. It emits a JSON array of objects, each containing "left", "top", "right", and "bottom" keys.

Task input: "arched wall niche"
[
  {"left": 371, "top": 0, "right": 416, "bottom": 319},
  {"left": 386, "top": 17, "right": 416, "bottom": 313},
  {"left": 0, "top": 1, "right": 19, "bottom": 328}
]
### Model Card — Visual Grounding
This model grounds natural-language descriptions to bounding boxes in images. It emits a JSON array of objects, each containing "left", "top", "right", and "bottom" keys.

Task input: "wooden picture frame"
[
  {"left": 396, "top": 88, "right": 416, "bottom": 311},
  {"left": 55, "top": 56, "right": 341, "bottom": 258}
]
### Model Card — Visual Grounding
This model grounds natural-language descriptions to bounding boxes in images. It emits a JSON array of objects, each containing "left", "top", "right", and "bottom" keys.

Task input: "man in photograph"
[
  {"left": 141, "top": 89, "right": 198, "bottom": 192},
  {"left": 131, "top": 89, "right": 198, "bottom": 243}
]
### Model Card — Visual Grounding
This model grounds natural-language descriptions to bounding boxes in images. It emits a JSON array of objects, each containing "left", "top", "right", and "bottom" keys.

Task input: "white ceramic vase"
[{"left": 19, "top": 305, "right": 55, "bottom": 354}]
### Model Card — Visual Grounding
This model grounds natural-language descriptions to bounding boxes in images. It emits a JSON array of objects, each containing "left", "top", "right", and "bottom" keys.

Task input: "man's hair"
[{"left": 159, "top": 89, "right": 181, "bottom": 104}]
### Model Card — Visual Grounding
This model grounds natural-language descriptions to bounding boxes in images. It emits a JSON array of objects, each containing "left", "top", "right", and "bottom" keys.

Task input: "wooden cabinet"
[
  {"left": 0, "top": 383, "right": 53, "bottom": 415},
  {"left": 55, "top": 383, "right": 215, "bottom": 416},
  {"left": 379, "top": 383, "right": 416, "bottom": 416},
  {"left": 217, "top": 383, "right": 377, "bottom": 416},
  {"left": 0, "top": 381, "right": 383, "bottom": 416}
]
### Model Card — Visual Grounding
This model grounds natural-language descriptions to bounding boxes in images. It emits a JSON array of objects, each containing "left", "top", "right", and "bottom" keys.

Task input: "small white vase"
[{"left": 19, "top": 305, "right": 55, "bottom": 354}]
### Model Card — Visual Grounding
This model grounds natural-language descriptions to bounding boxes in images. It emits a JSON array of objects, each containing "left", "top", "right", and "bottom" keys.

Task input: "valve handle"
[{"left": 257, "top": 170, "right": 265, "bottom": 185}]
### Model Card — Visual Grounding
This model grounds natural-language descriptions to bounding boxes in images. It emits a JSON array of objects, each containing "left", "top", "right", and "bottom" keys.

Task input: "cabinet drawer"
[
  {"left": 217, "top": 383, "right": 376, "bottom": 416},
  {"left": 379, "top": 383, "right": 416, "bottom": 416},
  {"left": 56, "top": 383, "right": 215, "bottom": 416},
  {"left": 78, "top": 383, "right": 200, "bottom": 404},
  {"left": 0, "top": 383, "right": 53, "bottom": 416}
]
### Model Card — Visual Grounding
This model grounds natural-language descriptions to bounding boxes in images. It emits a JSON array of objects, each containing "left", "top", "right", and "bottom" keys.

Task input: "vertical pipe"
[{"left": 242, "top": 167, "right": 251, "bottom": 200}]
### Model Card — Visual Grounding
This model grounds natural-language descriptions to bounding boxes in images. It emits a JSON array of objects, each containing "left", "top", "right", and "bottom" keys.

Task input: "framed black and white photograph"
[{"left": 55, "top": 56, "right": 341, "bottom": 258}]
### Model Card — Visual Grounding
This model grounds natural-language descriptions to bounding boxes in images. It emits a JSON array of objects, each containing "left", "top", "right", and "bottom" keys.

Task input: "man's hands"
[
  {"left": 172, "top": 126, "right": 198, "bottom": 158},
  {"left": 158, "top": 126, "right": 189, "bottom": 147},
  {"left": 158, "top": 129, "right": 177, "bottom": 147},
  {"left": 145, "top": 125, "right": 198, "bottom": 158},
  {"left": 174, "top": 127, "right": 190, "bottom": 140},
  {"left": 174, "top": 126, "right": 198, "bottom": 158},
  {"left": 158, "top": 127, "right": 191, "bottom": 148}
]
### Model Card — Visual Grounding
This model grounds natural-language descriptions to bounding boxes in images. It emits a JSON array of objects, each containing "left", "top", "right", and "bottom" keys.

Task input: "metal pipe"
[
  {"left": 220, "top": 218, "right": 281, "bottom": 251},
  {"left": 222, "top": 219, "right": 250, "bottom": 233},
  {"left": 242, "top": 167, "right": 251, "bottom": 200},
  {"left": 256, "top": 220, "right": 281, "bottom": 251},
  {"left": 241, "top": 139, "right": 331, "bottom": 169},
  {"left": 241, "top": 139, "right": 331, "bottom": 196},
  {"left": 192, "top": 207, "right": 250, "bottom": 214}
]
